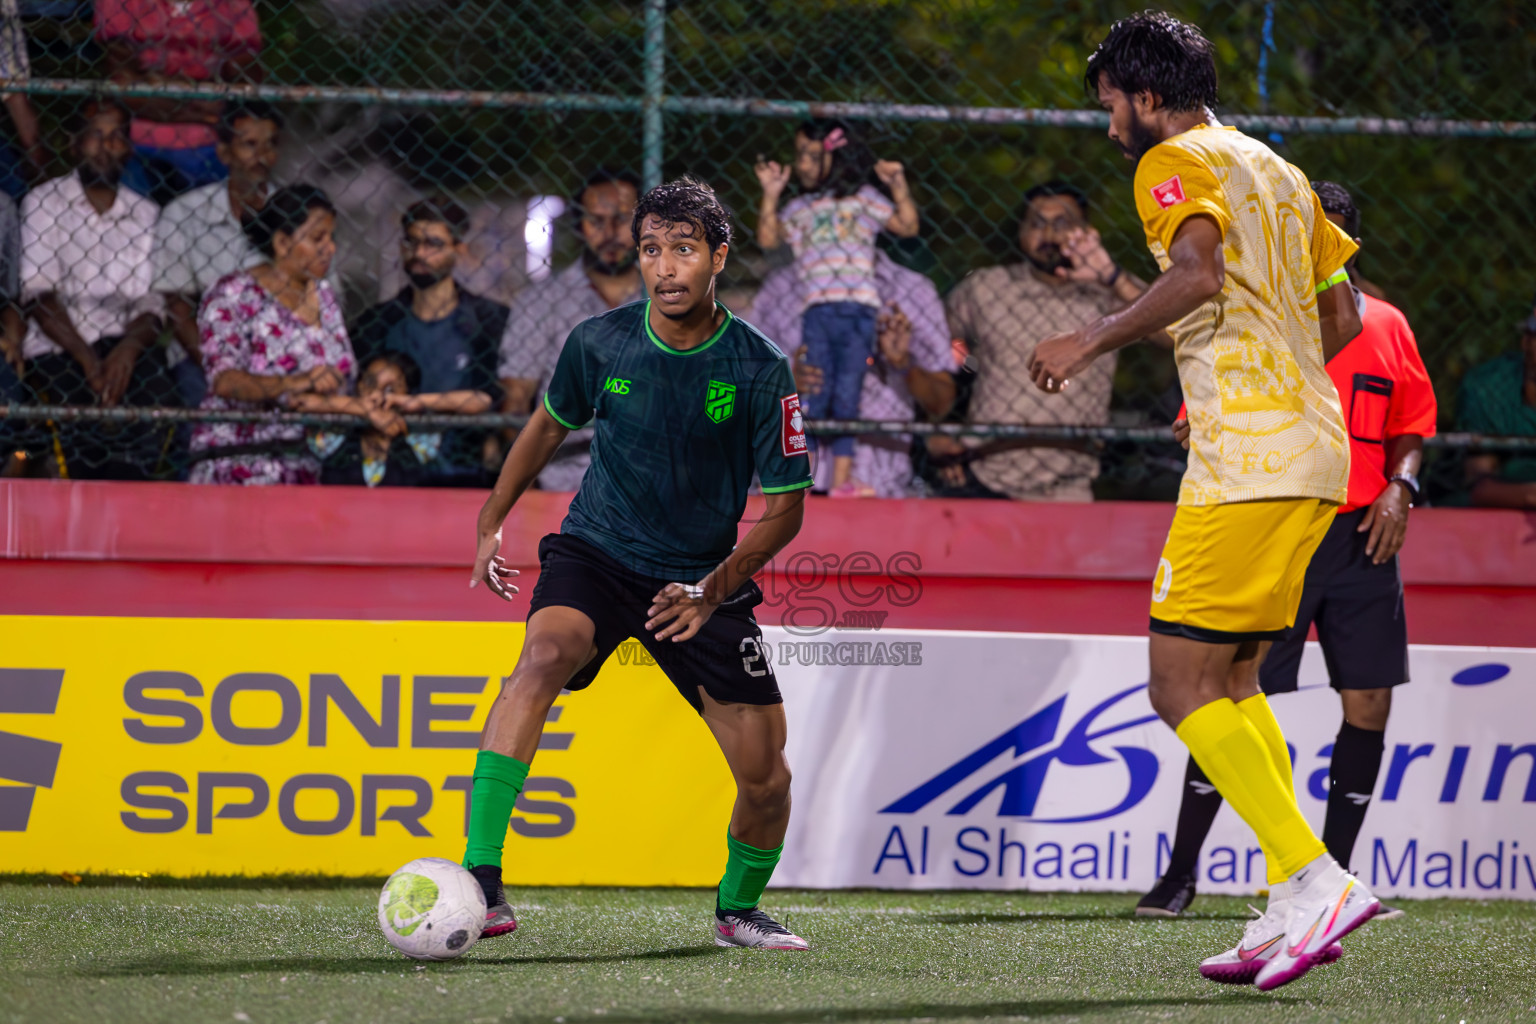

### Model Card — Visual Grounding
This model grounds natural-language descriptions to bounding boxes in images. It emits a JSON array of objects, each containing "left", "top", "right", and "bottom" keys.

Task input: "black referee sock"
[
  {"left": 1165, "top": 755, "right": 1224, "bottom": 881},
  {"left": 1322, "top": 721, "right": 1387, "bottom": 872}
]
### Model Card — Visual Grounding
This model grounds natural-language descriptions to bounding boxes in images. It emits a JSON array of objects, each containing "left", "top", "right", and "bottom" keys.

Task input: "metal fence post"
[{"left": 643, "top": 0, "right": 666, "bottom": 190}]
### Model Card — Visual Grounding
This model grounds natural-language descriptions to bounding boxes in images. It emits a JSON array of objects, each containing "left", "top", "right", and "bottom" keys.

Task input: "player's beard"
[{"left": 1121, "top": 110, "right": 1161, "bottom": 162}]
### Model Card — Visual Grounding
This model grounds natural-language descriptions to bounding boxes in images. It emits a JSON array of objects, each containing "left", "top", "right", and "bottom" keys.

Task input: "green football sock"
[
  {"left": 462, "top": 750, "right": 531, "bottom": 869},
  {"left": 716, "top": 829, "right": 784, "bottom": 912}
]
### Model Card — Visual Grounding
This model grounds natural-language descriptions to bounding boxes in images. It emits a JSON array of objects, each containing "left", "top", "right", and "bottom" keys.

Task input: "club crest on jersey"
[
  {"left": 781, "top": 394, "right": 807, "bottom": 456},
  {"left": 1149, "top": 175, "right": 1187, "bottom": 209},
  {"left": 705, "top": 380, "right": 736, "bottom": 423}
]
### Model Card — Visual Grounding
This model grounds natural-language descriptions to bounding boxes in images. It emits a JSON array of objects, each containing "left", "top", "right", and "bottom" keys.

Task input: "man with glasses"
[
  {"left": 350, "top": 197, "right": 509, "bottom": 484},
  {"left": 497, "top": 168, "right": 645, "bottom": 490},
  {"left": 1457, "top": 298, "right": 1536, "bottom": 508},
  {"left": 937, "top": 181, "right": 1160, "bottom": 501}
]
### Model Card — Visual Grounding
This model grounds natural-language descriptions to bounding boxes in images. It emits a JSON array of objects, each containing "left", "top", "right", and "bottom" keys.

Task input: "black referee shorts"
[
  {"left": 1259, "top": 507, "right": 1410, "bottom": 695},
  {"left": 526, "top": 532, "right": 781, "bottom": 713}
]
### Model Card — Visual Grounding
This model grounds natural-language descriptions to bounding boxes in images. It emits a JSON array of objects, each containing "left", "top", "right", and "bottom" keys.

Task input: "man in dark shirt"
[
  {"left": 463, "top": 177, "right": 812, "bottom": 952},
  {"left": 1457, "top": 305, "right": 1536, "bottom": 507},
  {"left": 350, "top": 198, "right": 508, "bottom": 483}
]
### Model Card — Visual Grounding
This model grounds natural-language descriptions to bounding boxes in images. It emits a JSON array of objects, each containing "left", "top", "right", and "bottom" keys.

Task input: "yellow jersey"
[{"left": 1133, "top": 123, "right": 1357, "bottom": 506}]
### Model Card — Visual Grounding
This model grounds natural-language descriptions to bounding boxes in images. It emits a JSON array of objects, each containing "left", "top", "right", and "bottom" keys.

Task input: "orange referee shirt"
[{"left": 1329, "top": 293, "right": 1438, "bottom": 512}]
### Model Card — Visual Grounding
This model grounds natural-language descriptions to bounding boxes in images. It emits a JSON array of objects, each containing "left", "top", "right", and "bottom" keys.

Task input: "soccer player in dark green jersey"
[{"left": 464, "top": 177, "right": 815, "bottom": 950}]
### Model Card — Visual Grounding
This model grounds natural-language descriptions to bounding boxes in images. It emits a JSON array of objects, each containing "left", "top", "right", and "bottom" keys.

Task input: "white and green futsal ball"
[{"left": 378, "top": 857, "right": 487, "bottom": 960}]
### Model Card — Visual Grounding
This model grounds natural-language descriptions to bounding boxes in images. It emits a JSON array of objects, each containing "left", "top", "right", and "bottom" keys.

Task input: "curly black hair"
[
  {"left": 1084, "top": 10, "right": 1219, "bottom": 113},
  {"left": 631, "top": 175, "right": 733, "bottom": 253},
  {"left": 1311, "top": 180, "right": 1360, "bottom": 238}
]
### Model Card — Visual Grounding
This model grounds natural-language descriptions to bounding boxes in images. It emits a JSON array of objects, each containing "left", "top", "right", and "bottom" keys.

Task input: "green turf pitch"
[{"left": 2, "top": 884, "right": 1532, "bottom": 1024}]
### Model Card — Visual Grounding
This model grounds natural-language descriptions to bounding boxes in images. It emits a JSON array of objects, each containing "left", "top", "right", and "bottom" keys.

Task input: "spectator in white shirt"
[
  {"left": 20, "top": 97, "right": 173, "bottom": 478},
  {"left": 151, "top": 99, "right": 283, "bottom": 407}
]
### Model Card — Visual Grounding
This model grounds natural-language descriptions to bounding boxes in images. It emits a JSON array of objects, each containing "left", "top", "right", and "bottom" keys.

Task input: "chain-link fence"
[{"left": 1, "top": 1, "right": 1533, "bottom": 501}]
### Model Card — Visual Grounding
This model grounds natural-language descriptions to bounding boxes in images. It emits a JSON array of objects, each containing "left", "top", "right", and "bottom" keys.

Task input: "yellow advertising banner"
[{"left": 0, "top": 616, "right": 736, "bottom": 883}]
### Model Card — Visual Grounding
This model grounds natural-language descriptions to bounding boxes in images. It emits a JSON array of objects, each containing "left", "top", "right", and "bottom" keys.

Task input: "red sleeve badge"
[
  {"left": 1149, "top": 175, "right": 1187, "bottom": 209},
  {"left": 781, "top": 394, "right": 807, "bottom": 457}
]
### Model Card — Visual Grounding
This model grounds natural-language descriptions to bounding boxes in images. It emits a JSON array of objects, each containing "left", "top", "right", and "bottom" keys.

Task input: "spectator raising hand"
[
  {"left": 944, "top": 180, "right": 1158, "bottom": 502},
  {"left": 755, "top": 119, "right": 923, "bottom": 495},
  {"left": 1054, "top": 226, "right": 1118, "bottom": 286},
  {"left": 752, "top": 251, "right": 955, "bottom": 498}
]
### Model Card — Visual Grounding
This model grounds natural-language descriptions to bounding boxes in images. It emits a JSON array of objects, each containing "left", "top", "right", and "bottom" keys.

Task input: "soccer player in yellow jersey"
[{"left": 1028, "top": 12, "right": 1382, "bottom": 991}]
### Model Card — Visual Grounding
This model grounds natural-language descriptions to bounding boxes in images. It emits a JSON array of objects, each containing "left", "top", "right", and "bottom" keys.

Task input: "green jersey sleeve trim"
[
  {"left": 644, "top": 300, "right": 734, "bottom": 356},
  {"left": 760, "top": 479, "right": 814, "bottom": 494},
  {"left": 542, "top": 391, "right": 587, "bottom": 430}
]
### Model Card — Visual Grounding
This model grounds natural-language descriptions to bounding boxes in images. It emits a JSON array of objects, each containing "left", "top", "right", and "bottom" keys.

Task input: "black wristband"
[{"left": 1100, "top": 265, "right": 1122, "bottom": 289}]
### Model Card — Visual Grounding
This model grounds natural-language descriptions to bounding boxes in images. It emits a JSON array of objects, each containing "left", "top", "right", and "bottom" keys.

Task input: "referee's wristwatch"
[{"left": 1389, "top": 472, "right": 1420, "bottom": 505}]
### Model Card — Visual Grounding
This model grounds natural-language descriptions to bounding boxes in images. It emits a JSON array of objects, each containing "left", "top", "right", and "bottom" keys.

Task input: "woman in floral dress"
[{"left": 189, "top": 184, "right": 356, "bottom": 484}]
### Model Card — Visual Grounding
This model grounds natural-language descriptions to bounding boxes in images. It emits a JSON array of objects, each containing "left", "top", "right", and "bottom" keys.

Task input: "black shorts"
[
  {"left": 1259, "top": 508, "right": 1410, "bottom": 695},
  {"left": 526, "top": 532, "right": 781, "bottom": 713}
]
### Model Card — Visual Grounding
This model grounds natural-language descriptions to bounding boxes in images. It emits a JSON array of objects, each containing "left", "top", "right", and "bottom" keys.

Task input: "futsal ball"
[{"left": 378, "top": 857, "right": 487, "bottom": 960}]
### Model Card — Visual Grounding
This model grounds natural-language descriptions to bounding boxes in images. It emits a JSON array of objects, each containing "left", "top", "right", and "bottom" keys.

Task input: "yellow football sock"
[
  {"left": 1176, "top": 698, "right": 1326, "bottom": 881},
  {"left": 1238, "top": 692, "right": 1297, "bottom": 884},
  {"left": 1239, "top": 693, "right": 1295, "bottom": 801}
]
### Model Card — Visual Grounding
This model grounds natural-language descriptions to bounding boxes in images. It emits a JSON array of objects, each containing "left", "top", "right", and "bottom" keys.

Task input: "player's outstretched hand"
[
  {"left": 646, "top": 582, "right": 716, "bottom": 642},
  {"left": 470, "top": 528, "right": 520, "bottom": 601},
  {"left": 1028, "top": 330, "right": 1093, "bottom": 394},
  {"left": 1359, "top": 480, "right": 1411, "bottom": 564},
  {"left": 1171, "top": 417, "right": 1191, "bottom": 450}
]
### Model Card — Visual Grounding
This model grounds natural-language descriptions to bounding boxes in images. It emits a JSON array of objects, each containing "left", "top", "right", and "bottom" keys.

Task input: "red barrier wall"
[{"left": 2, "top": 480, "right": 1533, "bottom": 645}]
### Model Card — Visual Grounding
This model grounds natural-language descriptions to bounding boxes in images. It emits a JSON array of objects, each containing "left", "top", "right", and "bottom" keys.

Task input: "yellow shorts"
[{"left": 1149, "top": 498, "right": 1336, "bottom": 642}]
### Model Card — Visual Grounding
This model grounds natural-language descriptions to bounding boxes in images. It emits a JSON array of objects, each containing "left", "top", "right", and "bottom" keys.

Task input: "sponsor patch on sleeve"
[
  {"left": 1149, "top": 175, "right": 1188, "bottom": 209},
  {"left": 781, "top": 394, "right": 807, "bottom": 457}
]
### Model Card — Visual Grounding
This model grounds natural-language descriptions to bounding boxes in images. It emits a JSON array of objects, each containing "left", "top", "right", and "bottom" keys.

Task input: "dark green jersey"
[
  {"left": 542, "top": 300, "right": 813, "bottom": 580},
  {"left": 1455, "top": 351, "right": 1536, "bottom": 490}
]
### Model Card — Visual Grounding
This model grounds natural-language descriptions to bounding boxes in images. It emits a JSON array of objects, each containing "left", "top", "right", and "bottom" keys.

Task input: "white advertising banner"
[{"left": 765, "top": 628, "right": 1536, "bottom": 899}]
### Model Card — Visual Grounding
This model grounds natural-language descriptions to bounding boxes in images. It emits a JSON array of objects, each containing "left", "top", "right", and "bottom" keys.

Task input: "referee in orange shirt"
[{"left": 1139, "top": 180, "right": 1437, "bottom": 919}]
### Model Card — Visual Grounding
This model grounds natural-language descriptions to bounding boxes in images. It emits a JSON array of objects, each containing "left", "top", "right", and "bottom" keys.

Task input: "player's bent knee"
[
  {"left": 1145, "top": 677, "right": 1184, "bottom": 726},
  {"left": 738, "top": 762, "right": 792, "bottom": 813},
  {"left": 1341, "top": 687, "right": 1392, "bottom": 731},
  {"left": 512, "top": 635, "right": 589, "bottom": 690}
]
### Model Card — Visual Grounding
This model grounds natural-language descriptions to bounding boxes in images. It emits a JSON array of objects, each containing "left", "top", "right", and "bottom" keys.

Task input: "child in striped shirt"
[{"left": 755, "top": 119, "right": 920, "bottom": 495}]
